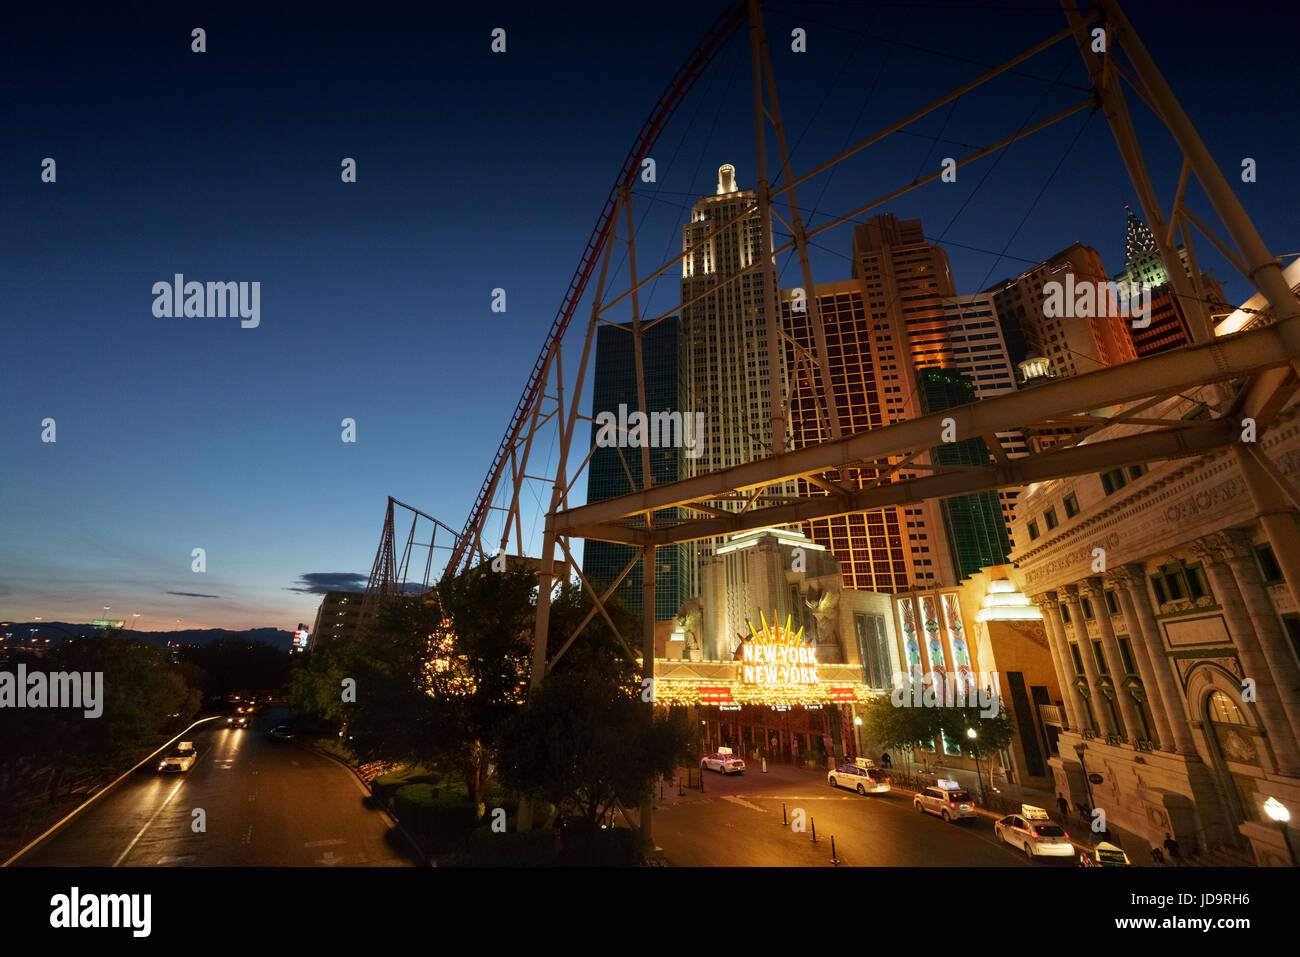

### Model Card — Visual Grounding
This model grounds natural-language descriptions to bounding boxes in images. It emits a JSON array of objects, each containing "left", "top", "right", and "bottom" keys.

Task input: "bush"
[
  {"left": 467, "top": 828, "right": 559, "bottom": 866},
  {"left": 392, "top": 784, "right": 477, "bottom": 852},
  {"left": 372, "top": 767, "right": 438, "bottom": 802},
  {"left": 559, "top": 824, "right": 640, "bottom": 866}
]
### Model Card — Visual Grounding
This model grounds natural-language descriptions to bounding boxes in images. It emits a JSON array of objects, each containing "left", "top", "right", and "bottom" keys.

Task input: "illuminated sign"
[
  {"left": 92, "top": 619, "right": 125, "bottom": 629},
  {"left": 294, "top": 625, "right": 310, "bottom": 649},
  {"left": 740, "top": 611, "right": 817, "bottom": 685}
]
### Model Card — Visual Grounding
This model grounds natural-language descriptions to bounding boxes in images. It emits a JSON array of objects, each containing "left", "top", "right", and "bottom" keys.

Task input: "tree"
[
  {"left": 325, "top": 564, "right": 536, "bottom": 818},
  {"left": 495, "top": 667, "right": 691, "bottom": 829}
]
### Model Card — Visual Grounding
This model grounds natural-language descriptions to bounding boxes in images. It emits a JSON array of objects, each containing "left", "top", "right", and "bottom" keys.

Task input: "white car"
[
  {"left": 913, "top": 780, "right": 977, "bottom": 821},
  {"left": 701, "top": 749, "right": 745, "bottom": 774},
  {"left": 828, "top": 763, "right": 891, "bottom": 794},
  {"left": 158, "top": 741, "right": 197, "bottom": 772},
  {"left": 995, "top": 805, "right": 1075, "bottom": 858}
]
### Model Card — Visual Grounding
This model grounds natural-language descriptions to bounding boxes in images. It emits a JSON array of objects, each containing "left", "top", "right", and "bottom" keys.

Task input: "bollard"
[
  {"left": 762, "top": 756, "right": 767, "bottom": 773},
  {"left": 782, "top": 802, "right": 788, "bottom": 826},
  {"left": 678, "top": 774, "right": 683, "bottom": 797},
  {"left": 830, "top": 835, "right": 839, "bottom": 865},
  {"left": 700, "top": 768, "right": 704, "bottom": 793},
  {"left": 810, "top": 817, "right": 818, "bottom": 843}
]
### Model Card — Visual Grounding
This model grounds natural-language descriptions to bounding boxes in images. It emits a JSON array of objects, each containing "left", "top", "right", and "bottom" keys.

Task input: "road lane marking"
[
  {"left": 112, "top": 779, "right": 186, "bottom": 867},
  {"left": 304, "top": 838, "right": 346, "bottom": 848},
  {"left": 3, "top": 715, "right": 222, "bottom": 868},
  {"left": 242, "top": 825, "right": 253, "bottom": 846},
  {"left": 156, "top": 854, "right": 195, "bottom": 865},
  {"left": 720, "top": 795, "right": 766, "bottom": 812}
]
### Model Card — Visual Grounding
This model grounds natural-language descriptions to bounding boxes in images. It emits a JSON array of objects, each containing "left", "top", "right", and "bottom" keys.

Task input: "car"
[
  {"left": 1079, "top": 841, "right": 1132, "bottom": 867},
  {"left": 701, "top": 747, "right": 745, "bottom": 774},
  {"left": 913, "top": 780, "right": 977, "bottom": 822},
  {"left": 828, "top": 762, "right": 891, "bottom": 794},
  {"left": 158, "top": 741, "right": 198, "bottom": 772},
  {"left": 995, "top": 805, "right": 1075, "bottom": 859},
  {"left": 226, "top": 713, "right": 249, "bottom": 729},
  {"left": 269, "top": 724, "right": 294, "bottom": 742}
]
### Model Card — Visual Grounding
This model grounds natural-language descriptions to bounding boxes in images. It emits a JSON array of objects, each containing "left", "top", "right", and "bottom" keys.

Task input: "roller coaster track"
[{"left": 443, "top": 0, "right": 748, "bottom": 579}]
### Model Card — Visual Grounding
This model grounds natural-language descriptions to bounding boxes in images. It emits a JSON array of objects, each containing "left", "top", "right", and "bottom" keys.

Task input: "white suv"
[{"left": 914, "top": 781, "right": 977, "bottom": 822}]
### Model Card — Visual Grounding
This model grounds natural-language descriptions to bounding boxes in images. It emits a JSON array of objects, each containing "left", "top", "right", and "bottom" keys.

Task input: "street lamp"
[
  {"left": 967, "top": 727, "right": 983, "bottom": 802},
  {"left": 1264, "top": 797, "right": 1296, "bottom": 867},
  {"left": 854, "top": 715, "right": 863, "bottom": 760}
]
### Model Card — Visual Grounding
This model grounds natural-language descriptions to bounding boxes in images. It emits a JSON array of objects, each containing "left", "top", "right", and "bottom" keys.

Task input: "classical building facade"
[{"left": 1011, "top": 392, "right": 1300, "bottom": 865}]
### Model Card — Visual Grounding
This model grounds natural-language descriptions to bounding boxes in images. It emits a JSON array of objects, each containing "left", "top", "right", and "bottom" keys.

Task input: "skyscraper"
[
  {"left": 985, "top": 242, "right": 1136, "bottom": 378},
  {"left": 681, "top": 165, "right": 793, "bottom": 591},
  {"left": 1113, "top": 208, "right": 1227, "bottom": 358},
  {"left": 782, "top": 280, "right": 911, "bottom": 592},
  {"left": 917, "top": 368, "right": 1013, "bottom": 579},
  {"left": 581, "top": 317, "right": 688, "bottom": 620}
]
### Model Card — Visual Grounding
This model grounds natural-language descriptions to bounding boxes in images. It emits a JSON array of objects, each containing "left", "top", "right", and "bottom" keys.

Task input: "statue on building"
[
  {"left": 674, "top": 596, "right": 704, "bottom": 660},
  {"left": 803, "top": 583, "right": 840, "bottom": 644}
]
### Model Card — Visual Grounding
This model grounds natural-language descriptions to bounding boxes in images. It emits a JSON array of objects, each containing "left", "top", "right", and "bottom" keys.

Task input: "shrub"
[
  {"left": 392, "top": 784, "right": 476, "bottom": 852},
  {"left": 467, "top": 828, "right": 559, "bottom": 866},
  {"left": 559, "top": 824, "right": 640, "bottom": 867}
]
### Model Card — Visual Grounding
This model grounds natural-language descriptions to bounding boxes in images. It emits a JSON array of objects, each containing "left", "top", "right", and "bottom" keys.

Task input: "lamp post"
[
  {"left": 854, "top": 715, "right": 863, "bottom": 760},
  {"left": 1264, "top": 797, "right": 1295, "bottom": 867},
  {"left": 967, "top": 727, "right": 983, "bottom": 802}
]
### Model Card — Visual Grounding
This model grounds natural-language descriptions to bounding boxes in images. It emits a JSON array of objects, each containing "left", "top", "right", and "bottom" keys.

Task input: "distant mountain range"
[{"left": 0, "top": 621, "right": 296, "bottom": 648}]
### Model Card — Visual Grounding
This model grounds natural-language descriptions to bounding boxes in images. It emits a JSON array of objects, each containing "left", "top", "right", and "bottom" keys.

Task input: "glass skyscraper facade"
[
  {"left": 581, "top": 316, "right": 689, "bottom": 620},
  {"left": 918, "top": 368, "right": 1013, "bottom": 580}
]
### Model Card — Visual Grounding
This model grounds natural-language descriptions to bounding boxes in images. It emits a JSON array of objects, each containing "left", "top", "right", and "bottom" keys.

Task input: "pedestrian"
[
  {"left": 1056, "top": 793, "right": 1070, "bottom": 818},
  {"left": 1163, "top": 832, "right": 1180, "bottom": 861},
  {"left": 880, "top": 751, "right": 892, "bottom": 768},
  {"left": 1150, "top": 846, "right": 1165, "bottom": 866}
]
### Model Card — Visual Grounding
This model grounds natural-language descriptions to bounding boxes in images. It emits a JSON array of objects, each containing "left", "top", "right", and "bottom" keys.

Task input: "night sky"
[{"left": 2, "top": 0, "right": 1296, "bottom": 631}]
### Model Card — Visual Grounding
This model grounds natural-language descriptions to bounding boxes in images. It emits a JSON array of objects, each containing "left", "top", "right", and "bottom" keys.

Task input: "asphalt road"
[
  {"left": 14, "top": 709, "right": 418, "bottom": 867},
  {"left": 652, "top": 764, "right": 1074, "bottom": 867}
]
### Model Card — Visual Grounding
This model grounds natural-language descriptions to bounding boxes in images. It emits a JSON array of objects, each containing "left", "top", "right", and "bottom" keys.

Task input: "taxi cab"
[
  {"left": 994, "top": 804, "right": 1075, "bottom": 858},
  {"left": 158, "top": 741, "right": 197, "bottom": 772},
  {"left": 914, "top": 779, "right": 977, "bottom": 822},
  {"left": 701, "top": 747, "right": 746, "bottom": 775},
  {"left": 1079, "top": 841, "right": 1132, "bottom": 867},
  {"left": 828, "top": 760, "right": 891, "bottom": 794}
]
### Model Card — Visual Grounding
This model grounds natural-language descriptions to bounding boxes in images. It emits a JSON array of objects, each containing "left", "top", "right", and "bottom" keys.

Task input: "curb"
[{"left": 305, "top": 743, "right": 432, "bottom": 867}]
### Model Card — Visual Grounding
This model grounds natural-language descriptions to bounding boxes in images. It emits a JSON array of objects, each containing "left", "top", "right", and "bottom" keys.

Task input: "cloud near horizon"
[
  {"left": 287, "top": 572, "right": 368, "bottom": 595},
  {"left": 166, "top": 591, "right": 223, "bottom": 599}
]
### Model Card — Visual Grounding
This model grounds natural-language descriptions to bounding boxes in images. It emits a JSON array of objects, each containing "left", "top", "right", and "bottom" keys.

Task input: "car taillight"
[{"left": 949, "top": 801, "right": 956, "bottom": 808}]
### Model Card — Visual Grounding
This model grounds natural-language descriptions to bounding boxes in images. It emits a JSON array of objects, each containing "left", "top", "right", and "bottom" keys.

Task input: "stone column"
[
  {"left": 1117, "top": 562, "right": 1199, "bottom": 756},
  {"left": 1085, "top": 576, "right": 1143, "bottom": 743},
  {"left": 1194, "top": 531, "right": 1300, "bottom": 774},
  {"left": 1234, "top": 445, "right": 1300, "bottom": 613},
  {"left": 1034, "top": 592, "right": 1085, "bottom": 732},
  {"left": 1062, "top": 584, "right": 1115, "bottom": 736},
  {"left": 1106, "top": 566, "right": 1175, "bottom": 751}
]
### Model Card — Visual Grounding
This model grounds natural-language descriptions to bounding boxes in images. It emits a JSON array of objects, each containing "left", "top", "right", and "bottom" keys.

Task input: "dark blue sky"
[{"left": 3, "top": 0, "right": 1296, "bottom": 630}]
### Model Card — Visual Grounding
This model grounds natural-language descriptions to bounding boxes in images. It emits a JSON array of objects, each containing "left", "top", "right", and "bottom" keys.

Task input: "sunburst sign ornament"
[{"left": 740, "top": 610, "right": 817, "bottom": 685}]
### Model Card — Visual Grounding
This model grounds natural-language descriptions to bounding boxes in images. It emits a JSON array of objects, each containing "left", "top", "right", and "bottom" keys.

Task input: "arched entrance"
[{"left": 1202, "top": 689, "right": 1259, "bottom": 829}]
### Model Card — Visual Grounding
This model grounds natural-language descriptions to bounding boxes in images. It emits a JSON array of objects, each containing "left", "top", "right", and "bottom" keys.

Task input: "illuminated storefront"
[{"left": 656, "top": 609, "right": 882, "bottom": 766}]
